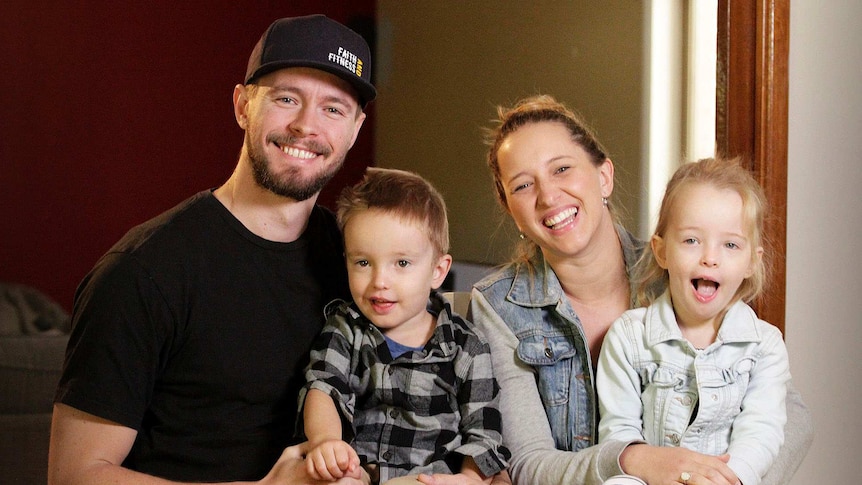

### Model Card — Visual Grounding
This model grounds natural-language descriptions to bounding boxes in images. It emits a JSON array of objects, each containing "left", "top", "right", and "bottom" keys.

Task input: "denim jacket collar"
[
  {"left": 646, "top": 290, "right": 765, "bottom": 347},
  {"left": 506, "top": 224, "right": 645, "bottom": 308}
]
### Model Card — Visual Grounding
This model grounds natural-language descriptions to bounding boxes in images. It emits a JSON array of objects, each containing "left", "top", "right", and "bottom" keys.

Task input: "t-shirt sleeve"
[{"left": 55, "top": 251, "right": 173, "bottom": 430}]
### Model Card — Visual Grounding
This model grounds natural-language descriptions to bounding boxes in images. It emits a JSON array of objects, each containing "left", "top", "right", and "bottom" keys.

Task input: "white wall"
[{"left": 786, "top": 0, "right": 862, "bottom": 482}]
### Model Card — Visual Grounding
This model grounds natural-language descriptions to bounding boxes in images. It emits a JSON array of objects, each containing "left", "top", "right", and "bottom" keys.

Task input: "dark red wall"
[{"left": 1, "top": 1, "right": 376, "bottom": 311}]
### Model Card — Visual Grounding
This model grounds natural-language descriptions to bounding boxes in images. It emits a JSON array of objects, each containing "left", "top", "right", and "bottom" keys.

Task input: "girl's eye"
[
  {"left": 397, "top": 260, "right": 410, "bottom": 268},
  {"left": 683, "top": 238, "right": 698, "bottom": 245},
  {"left": 355, "top": 260, "right": 369, "bottom": 267},
  {"left": 725, "top": 242, "right": 741, "bottom": 250},
  {"left": 511, "top": 182, "right": 531, "bottom": 194}
]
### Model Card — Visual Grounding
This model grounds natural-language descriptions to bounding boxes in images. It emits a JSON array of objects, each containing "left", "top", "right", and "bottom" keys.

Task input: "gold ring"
[{"left": 680, "top": 472, "right": 692, "bottom": 484}]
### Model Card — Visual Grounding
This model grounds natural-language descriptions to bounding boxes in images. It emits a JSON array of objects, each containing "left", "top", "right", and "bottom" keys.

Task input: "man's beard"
[{"left": 246, "top": 133, "right": 345, "bottom": 202}]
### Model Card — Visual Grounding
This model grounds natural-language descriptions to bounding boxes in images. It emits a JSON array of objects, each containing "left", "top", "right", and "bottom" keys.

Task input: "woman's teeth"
[{"left": 544, "top": 208, "right": 578, "bottom": 228}]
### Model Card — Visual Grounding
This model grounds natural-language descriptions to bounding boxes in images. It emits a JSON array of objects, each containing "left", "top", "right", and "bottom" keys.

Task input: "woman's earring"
[
  {"left": 519, "top": 232, "right": 526, "bottom": 240},
  {"left": 602, "top": 197, "right": 609, "bottom": 207}
]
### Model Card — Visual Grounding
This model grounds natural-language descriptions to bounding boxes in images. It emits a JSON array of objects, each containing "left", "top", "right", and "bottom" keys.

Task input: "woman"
[{"left": 469, "top": 95, "right": 812, "bottom": 485}]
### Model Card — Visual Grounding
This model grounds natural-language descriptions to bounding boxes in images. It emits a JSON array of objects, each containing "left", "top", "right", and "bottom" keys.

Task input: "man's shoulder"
[{"left": 113, "top": 191, "right": 218, "bottom": 253}]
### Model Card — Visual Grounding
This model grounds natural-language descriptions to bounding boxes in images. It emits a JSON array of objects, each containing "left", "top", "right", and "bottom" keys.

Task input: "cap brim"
[{"left": 246, "top": 60, "right": 376, "bottom": 107}]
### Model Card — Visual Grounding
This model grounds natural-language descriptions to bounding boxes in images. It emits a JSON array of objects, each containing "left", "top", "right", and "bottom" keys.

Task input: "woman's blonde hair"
[{"left": 634, "top": 157, "right": 769, "bottom": 306}]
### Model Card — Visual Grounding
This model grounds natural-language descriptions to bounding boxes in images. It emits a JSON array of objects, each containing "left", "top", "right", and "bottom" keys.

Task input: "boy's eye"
[
  {"left": 355, "top": 260, "right": 369, "bottom": 267},
  {"left": 397, "top": 260, "right": 410, "bottom": 268},
  {"left": 683, "top": 238, "right": 698, "bottom": 245}
]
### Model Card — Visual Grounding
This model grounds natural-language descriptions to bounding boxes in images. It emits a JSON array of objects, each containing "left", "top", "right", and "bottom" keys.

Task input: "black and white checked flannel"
[{"left": 299, "top": 291, "right": 509, "bottom": 483}]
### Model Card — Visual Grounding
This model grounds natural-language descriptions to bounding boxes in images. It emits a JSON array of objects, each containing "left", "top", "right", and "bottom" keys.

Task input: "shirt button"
[
  {"left": 544, "top": 347, "right": 554, "bottom": 358},
  {"left": 712, "top": 394, "right": 719, "bottom": 401},
  {"left": 681, "top": 396, "right": 693, "bottom": 406},
  {"left": 389, "top": 408, "right": 399, "bottom": 419},
  {"left": 383, "top": 451, "right": 393, "bottom": 460},
  {"left": 667, "top": 433, "right": 681, "bottom": 445}
]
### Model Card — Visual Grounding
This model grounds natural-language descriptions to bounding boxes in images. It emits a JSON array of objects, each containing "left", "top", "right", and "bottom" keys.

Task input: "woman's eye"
[
  {"left": 554, "top": 166, "right": 570, "bottom": 175},
  {"left": 511, "top": 182, "right": 530, "bottom": 193}
]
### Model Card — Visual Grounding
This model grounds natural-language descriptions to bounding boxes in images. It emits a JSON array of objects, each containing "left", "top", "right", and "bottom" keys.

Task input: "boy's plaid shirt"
[{"left": 299, "top": 291, "right": 510, "bottom": 482}]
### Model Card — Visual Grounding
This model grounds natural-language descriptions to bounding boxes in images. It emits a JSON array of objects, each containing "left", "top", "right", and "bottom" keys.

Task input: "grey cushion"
[{"left": 0, "top": 335, "right": 68, "bottom": 414}]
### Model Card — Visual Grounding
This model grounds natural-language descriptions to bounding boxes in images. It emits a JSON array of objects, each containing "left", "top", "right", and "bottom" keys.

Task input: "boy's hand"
[{"left": 305, "top": 439, "right": 362, "bottom": 481}]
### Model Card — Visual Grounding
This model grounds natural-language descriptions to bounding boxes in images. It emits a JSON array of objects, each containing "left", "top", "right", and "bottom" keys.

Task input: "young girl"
[{"left": 597, "top": 157, "right": 790, "bottom": 485}]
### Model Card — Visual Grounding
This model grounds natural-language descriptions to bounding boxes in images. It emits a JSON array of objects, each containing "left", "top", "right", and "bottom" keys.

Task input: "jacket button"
[{"left": 544, "top": 347, "right": 554, "bottom": 358}]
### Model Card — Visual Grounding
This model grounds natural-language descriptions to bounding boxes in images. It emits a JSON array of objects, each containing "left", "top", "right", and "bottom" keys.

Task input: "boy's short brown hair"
[{"left": 337, "top": 167, "right": 450, "bottom": 256}]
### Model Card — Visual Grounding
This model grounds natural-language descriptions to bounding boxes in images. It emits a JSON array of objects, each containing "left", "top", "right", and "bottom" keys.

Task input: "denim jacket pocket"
[
  {"left": 639, "top": 364, "right": 696, "bottom": 444},
  {"left": 516, "top": 333, "right": 577, "bottom": 407}
]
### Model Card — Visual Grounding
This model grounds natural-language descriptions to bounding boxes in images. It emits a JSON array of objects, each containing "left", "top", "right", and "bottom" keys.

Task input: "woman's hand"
[
  {"left": 417, "top": 470, "right": 511, "bottom": 485},
  {"left": 620, "top": 444, "right": 740, "bottom": 485}
]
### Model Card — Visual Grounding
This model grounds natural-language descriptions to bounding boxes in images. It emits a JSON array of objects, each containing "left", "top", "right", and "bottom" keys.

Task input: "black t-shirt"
[{"left": 55, "top": 191, "right": 349, "bottom": 482}]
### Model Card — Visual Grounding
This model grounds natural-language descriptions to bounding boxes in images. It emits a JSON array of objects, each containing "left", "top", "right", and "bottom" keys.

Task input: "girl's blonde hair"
[{"left": 634, "top": 157, "right": 769, "bottom": 306}]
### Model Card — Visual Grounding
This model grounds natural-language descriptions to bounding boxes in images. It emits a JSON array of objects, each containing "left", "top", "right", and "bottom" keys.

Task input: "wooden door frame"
[{"left": 716, "top": 0, "right": 789, "bottom": 333}]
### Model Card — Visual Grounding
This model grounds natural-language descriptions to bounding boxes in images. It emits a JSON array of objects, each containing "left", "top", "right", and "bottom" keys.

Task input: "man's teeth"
[
  {"left": 282, "top": 145, "right": 316, "bottom": 159},
  {"left": 544, "top": 208, "right": 578, "bottom": 228}
]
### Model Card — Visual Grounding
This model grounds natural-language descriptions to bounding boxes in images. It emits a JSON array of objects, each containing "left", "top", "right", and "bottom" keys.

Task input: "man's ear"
[
  {"left": 651, "top": 235, "right": 668, "bottom": 269},
  {"left": 233, "top": 84, "right": 250, "bottom": 129},
  {"left": 431, "top": 254, "right": 453, "bottom": 290},
  {"left": 348, "top": 110, "right": 367, "bottom": 149}
]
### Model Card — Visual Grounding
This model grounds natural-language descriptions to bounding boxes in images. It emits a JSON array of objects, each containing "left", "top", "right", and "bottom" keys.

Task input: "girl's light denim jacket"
[
  {"left": 473, "top": 227, "right": 644, "bottom": 454},
  {"left": 597, "top": 291, "right": 790, "bottom": 485}
]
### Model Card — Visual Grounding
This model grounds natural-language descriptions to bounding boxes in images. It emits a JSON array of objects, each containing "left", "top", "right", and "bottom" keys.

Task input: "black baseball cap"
[{"left": 245, "top": 15, "right": 376, "bottom": 107}]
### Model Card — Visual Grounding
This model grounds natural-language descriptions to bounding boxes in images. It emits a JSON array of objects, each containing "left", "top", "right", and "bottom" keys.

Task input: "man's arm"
[{"left": 48, "top": 403, "right": 362, "bottom": 485}]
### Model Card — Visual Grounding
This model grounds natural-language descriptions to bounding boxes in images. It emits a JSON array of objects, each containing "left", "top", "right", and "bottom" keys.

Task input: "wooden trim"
[{"left": 716, "top": 0, "right": 789, "bottom": 334}]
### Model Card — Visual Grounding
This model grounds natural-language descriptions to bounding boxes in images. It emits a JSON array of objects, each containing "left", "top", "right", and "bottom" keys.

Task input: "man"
[{"left": 48, "top": 15, "right": 374, "bottom": 484}]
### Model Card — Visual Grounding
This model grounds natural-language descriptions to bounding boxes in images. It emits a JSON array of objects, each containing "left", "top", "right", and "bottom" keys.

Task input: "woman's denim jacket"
[{"left": 473, "top": 226, "right": 643, "bottom": 452}]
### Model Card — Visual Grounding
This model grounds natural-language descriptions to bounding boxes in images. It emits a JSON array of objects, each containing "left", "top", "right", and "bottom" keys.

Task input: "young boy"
[{"left": 298, "top": 167, "right": 509, "bottom": 485}]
